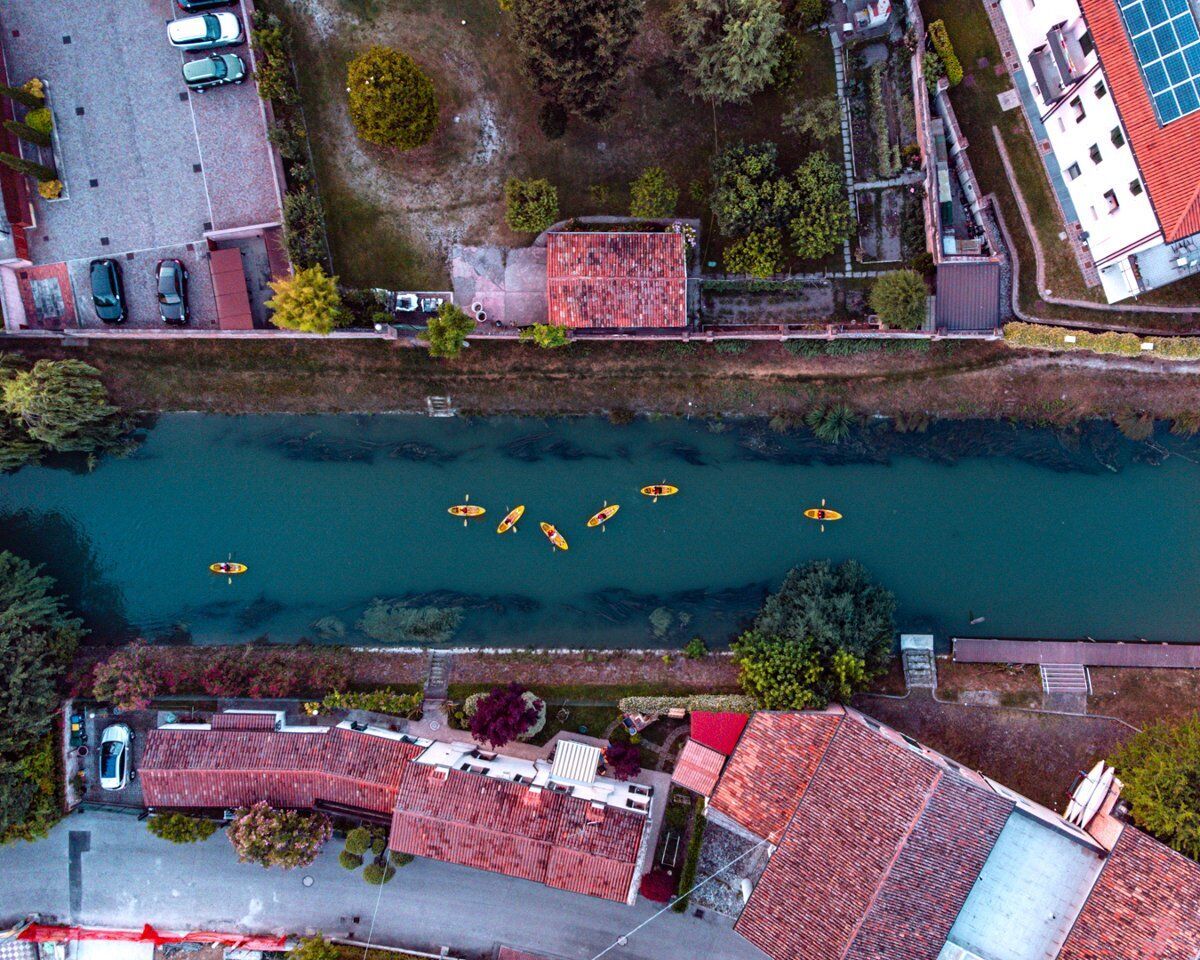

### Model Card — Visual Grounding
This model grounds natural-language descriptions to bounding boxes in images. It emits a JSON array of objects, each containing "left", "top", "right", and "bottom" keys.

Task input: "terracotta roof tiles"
[{"left": 671, "top": 740, "right": 727, "bottom": 797}]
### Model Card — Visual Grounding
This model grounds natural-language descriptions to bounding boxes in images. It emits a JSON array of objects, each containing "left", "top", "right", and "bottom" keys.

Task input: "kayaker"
[
  {"left": 817, "top": 509, "right": 826, "bottom": 520},
  {"left": 218, "top": 562, "right": 233, "bottom": 573}
]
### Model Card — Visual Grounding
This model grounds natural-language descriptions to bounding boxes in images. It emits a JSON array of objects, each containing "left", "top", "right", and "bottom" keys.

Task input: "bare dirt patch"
[{"left": 1088, "top": 667, "right": 1200, "bottom": 728}]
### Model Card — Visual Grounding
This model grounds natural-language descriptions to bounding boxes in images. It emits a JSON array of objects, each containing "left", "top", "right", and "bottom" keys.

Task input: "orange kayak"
[
  {"left": 449, "top": 504, "right": 486, "bottom": 518},
  {"left": 587, "top": 504, "right": 620, "bottom": 527},
  {"left": 497, "top": 505, "right": 525, "bottom": 534},
  {"left": 540, "top": 522, "right": 569, "bottom": 551}
]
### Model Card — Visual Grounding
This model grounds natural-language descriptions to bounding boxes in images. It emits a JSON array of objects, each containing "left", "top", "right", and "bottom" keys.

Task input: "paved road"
[{"left": 0, "top": 811, "right": 766, "bottom": 960}]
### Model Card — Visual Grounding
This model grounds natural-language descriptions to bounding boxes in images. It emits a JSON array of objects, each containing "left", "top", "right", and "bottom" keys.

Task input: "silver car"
[
  {"left": 168, "top": 13, "right": 243, "bottom": 50},
  {"left": 99, "top": 723, "right": 133, "bottom": 790}
]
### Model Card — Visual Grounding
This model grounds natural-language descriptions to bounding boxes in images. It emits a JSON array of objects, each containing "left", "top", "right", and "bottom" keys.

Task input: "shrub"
[
  {"left": 671, "top": 810, "right": 706, "bottom": 912},
  {"left": 504, "top": 177, "right": 558, "bottom": 233},
  {"left": 789, "top": 152, "right": 852, "bottom": 261},
  {"left": 147, "top": 813, "right": 219, "bottom": 844},
  {"left": 923, "top": 51, "right": 946, "bottom": 93},
  {"left": 371, "top": 830, "right": 387, "bottom": 856},
  {"left": 363, "top": 862, "right": 396, "bottom": 884},
  {"left": 629, "top": 167, "right": 679, "bottom": 218},
  {"left": 0, "top": 152, "right": 54, "bottom": 182},
  {"left": 292, "top": 937, "right": 339, "bottom": 960},
  {"left": 227, "top": 802, "right": 331, "bottom": 869},
  {"left": 724, "top": 227, "right": 784, "bottom": 278},
  {"left": 805, "top": 404, "right": 856, "bottom": 443},
  {"left": 339, "top": 850, "right": 364, "bottom": 869},
  {"left": 1111, "top": 716, "right": 1200, "bottom": 859},
  {"left": 537, "top": 101, "right": 568, "bottom": 139},
  {"left": 616, "top": 694, "right": 758, "bottom": 714},
  {"left": 321, "top": 689, "right": 423, "bottom": 718},
  {"left": 519, "top": 323, "right": 570, "bottom": 349},
  {"left": 1003, "top": 321, "right": 1200, "bottom": 360},
  {"left": 420, "top": 303, "right": 476, "bottom": 360},
  {"left": 24, "top": 108, "right": 52, "bottom": 136},
  {"left": 36, "top": 180, "right": 62, "bottom": 200},
  {"left": 251, "top": 12, "right": 296, "bottom": 104},
  {"left": 640, "top": 869, "right": 677, "bottom": 902},
  {"left": 347, "top": 46, "right": 438, "bottom": 150},
  {"left": 282, "top": 189, "right": 328, "bottom": 270},
  {"left": 605, "top": 740, "right": 641, "bottom": 780},
  {"left": 1, "top": 734, "right": 61, "bottom": 844},
  {"left": 928, "top": 21, "right": 962, "bottom": 86},
  {"left": 732, "top": 630, "right": 869, "bottom": 709},
  {"left": 870, "top": 270, "right": 927, "bottom": 329},
  {"left": 0, "top": 83, "right": 41, "bottom": 109},
  {"left": 344, "top": 826, "right": 372, "bottom": 856},
  {"left": 357, "top": 597, "right": 463, "bottom": 643},
  {"left": 869, "top": 65, "right": 897, "bottom": 178},
  {"left": 683, "top": 636, "right": 707, "bottom": 659},
  {"left": 266, "top": 265, "right": 346, "bottom": 334},
  {"left": 794, "top": 0, "right": 825, "bottom": 28},
  {"left": 469, "top": 683, "right": 545, "bottom": 748}
]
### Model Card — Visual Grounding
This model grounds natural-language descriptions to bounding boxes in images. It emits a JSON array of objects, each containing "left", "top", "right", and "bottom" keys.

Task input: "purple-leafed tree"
[
  {"left": 227, "top": 801, "right": 331, "bottom": 869},
  {"left": 469, "top": 683, "right": 542, "bottom": 748},
  {"left": 605, "top": 740, "right": 641, "bottom": 781}
]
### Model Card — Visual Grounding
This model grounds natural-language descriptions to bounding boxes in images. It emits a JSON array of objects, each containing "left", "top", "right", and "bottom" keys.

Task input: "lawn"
[{"left": 271, "top": 0, "right": 839, "bottom": 288}]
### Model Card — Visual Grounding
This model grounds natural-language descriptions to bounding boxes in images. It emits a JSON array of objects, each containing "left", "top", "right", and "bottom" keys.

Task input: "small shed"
[
  {"left": 209, "top": 247, "right": 254, "bottom": 330},
  {"left": 934, "top": 260, "right": 1002, "bottom": 332},
  {"left": 672, "top": 739, "right": 727, "bottom": 797}
]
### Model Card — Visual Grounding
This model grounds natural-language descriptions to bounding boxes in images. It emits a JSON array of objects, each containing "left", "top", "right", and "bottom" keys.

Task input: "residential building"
[
  {"left": 139, "top": 713, "right": 654, "bottom": 904},
  {"left": 682, "top": 706, "right": 1200, "bottom": 960},
  {"left": 996, "top": 0, "right": 1200, "bottom": 301}
]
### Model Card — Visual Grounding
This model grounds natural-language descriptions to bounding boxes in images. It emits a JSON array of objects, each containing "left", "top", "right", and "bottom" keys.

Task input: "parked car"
[
  {"left": 182, "top": 53, "right": 246, "bottom": 91},
  {"left": 99, "top": 723, "right": 133, "bottom": 790},
  {"left": 176, "top": 0, "right": 235, "bottom": 10},
  {"left": 168, "top": 12, "right": 243, "bottom": 50},
  {"left": 89, "top": 258, "right": 126, "bottom": 324},
  {"left": 156, "top": 259, "right": 189, "bottom": 325}
]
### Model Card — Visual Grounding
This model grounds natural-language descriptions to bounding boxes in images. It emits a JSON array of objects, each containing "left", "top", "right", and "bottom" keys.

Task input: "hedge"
[
  {"left": 671, "top": 809, "right": 707, "bottom": 913},
  {"left": 617, "top": 694, "right": 758, "bottom": 714},
  {"left": 1004, "top": 321, "right": 1200, "bottom": 361},
  {"left": 928, "top": 21, "right": 962, "bottom": 87}
]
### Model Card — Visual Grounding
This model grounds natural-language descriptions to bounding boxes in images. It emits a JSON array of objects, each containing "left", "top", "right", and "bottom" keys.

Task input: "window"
[
  {"left": 1094, "top": 79, "right": 1107, "bottom": 98},
  {"left": 1070, "top": 96, "right": 1086, "bottom": 122},
  {"left": 1090, "top": 143, "right": 1102, "bottom": 164},
  {"left": 1111, "top": 126, "right": 1125, "bottom": 148},
  {"left": 1080, "top": 31, "right": 1094, "bottom": 57},
  {"left": 1104, "top": 189, "right": 1119, "bottom": 212},
  {"left": 1066, "top": 162, "right": 1082, "bottom": 180},
  {"left": 1130, "top": 178, "right": 1144, "bottom": 195}
]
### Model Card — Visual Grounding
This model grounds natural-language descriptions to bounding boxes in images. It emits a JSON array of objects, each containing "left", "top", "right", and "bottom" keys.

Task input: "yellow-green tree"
[
  {"left": 347, "top": 46, "right": 438, "bottom": 150},
  {"left": 266, "top": 266, "right": 345, "bottom": 335},
  {"left": 519, "top": 323, "right": 570, "bottom": 348},
  {"left": 421, "top": 302, "right": 476, "bottom": 358}
]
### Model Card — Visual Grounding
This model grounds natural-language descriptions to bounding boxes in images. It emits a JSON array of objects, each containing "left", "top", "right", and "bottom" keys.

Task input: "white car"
[
  {"left": 99, "top": 723, "right": 133, "bottom": 790},
  {"left": 168, "top": 13, "right": 244, "bottom": 51}
]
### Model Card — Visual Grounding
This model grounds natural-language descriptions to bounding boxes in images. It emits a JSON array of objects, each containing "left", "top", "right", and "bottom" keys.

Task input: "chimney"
[{"left": 431, "top": 766, "right": 449, "bottom": 782}]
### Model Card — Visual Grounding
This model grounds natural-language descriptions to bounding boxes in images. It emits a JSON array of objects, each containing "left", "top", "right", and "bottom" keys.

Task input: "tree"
[
  {"left": 870, "top": 270, "right": 928, "bottom": 330},
  {"left": 732, "top": 630, "right": 869, "bottom": 709},
  {"left": 347, "top": 46, "right": 438, "bottom": 150},
  {"left": 510, "top": 0, "right": 642, "bottom": 120},
  {"left": 344, "top": 826, "right": 372, "bottom": 856},
  {"left": 674, "top": 0, "right": 785, "bottom": 103},
  {"left": 724, "top": 227, "right": 784, "bottom": 278},
  {"left": 794, "top": 0, "right": 826, "bottom": 28},
  {"left": 504, "top": 177, "right": 559, "bottom": 233},
  {"left": 709, "top": 141, "right": 800, "bottom": 238},
  {"left": 2, "top": 120, "right": 49, "bottom": 148},
  {"left": 519, "top": 324, "right": 570, "bottom": 349},
  {"left": 266, "top": 265, "right": 346, "bottom": 334},
  {"left": 0, "top": 83, "right": 42, "bottom": 109},
  {"left": 1111, "top": 716, "right": 1200, "bottom": 859},
  {"left": 782, "top": 96, "right": 841, "bottom": 144},
  {"left": 605, "top": 740, "right": 641, "bottom": 780},
  {"left": 753, "top": 559, "right": 896, "bottom": 673},
  {"left": 629, "top": 167, "right": 679, "bottom": 219},
  {"left": 469, "top": 683, "right": 543, "bottom": 748},
  {"left": 339, "top": 850, "right": 364, "bottom": 869},
  {"left": 0, "top": 152, "right": 55, "bottom": 182},
  {"left": 147, "top": 813, "right": 219, "bottom": 844},
  {"left": 420, "top": 303, "right": 476, "bottom": 360},
  {"left": 363, "top": 861, "right": 397, "bottom": 884},
  {"left": 0, "top": 358, "right": 129, "bottom": 460},
  {"left": 789, "top": 152, "right": 852, "bottom": 260},
  {"left": 227, "top": 801, "right": 331, "bottom": 869}
]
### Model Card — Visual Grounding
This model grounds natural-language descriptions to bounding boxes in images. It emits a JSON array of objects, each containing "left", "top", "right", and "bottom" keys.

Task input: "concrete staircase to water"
[
  {"left": 900, "top": 634, "right": 937, "bottom": 690},
  {"left": 1040, "top": 663, "right": 1090, "bottom": 714}
]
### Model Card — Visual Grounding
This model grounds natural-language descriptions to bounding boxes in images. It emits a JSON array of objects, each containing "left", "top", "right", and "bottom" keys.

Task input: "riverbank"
[{"left": 7, "top": 337, "right": 1200, "bottom": 421}]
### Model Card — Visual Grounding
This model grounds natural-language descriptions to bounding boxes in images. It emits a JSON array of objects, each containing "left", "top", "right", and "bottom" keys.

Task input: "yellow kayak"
[
  {"left": 587, "top": 504, "right": 620, "bottom": 527},
  {"left": 804, "top": 508, "right": 842, "bottom": 521},
  {"left": 497, "top": 505, "right": 525, "bottom": 534},
  {"left": 640, "top": 484, "right": 678, "bottom": 498},
  {"left": 540, "top": 522, "right": 569, "bottom": 551},
  {"left": 449, "top": 504, "right": 486, "bottom": 518},
  {"left": 210, "top": 562, "right": 247, "bottom": 575}
]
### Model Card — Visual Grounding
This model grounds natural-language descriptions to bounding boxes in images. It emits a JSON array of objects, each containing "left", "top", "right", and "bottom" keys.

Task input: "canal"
[{"left": 1, "top": 414, "right": 1198, "bottom": 647}]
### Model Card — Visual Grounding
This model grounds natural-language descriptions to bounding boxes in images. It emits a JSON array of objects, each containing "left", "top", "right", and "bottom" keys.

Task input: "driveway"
[{"left": 0, "top": 811, "right": 767, "bottom": 960}]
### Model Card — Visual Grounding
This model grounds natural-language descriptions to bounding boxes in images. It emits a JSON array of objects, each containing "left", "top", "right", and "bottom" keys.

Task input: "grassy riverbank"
[{"left": 7, "top": 338, "right": 1200, "bottom": 422}]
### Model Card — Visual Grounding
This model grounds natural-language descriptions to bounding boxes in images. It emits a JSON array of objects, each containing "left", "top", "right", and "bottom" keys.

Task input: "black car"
[
  {"left": 89, "top": 259, "right": 126, "bottom": 324},
  {"left": 177, "top": 0, "right": 235, "bottom": 10},
  {"left": 156, "top": 259, "right": 189, "bottom": 325}
]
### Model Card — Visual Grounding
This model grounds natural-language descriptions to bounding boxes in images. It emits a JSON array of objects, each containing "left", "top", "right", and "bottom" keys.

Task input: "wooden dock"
[{"left": 952, "top": 637, "right": 1200, "bottom": 668}]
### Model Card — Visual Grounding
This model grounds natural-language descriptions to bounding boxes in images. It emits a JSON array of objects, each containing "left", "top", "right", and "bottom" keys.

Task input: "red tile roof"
[
  {"left": 689, "top": 711, "right": 750, "bottom": 756},
  {"left": 545, "top": 232, "right": 687, "bottom": 329},
  {"left": 1059, "top": 826, "right": 1200, "bottom": 960},
  {"left": 141, "top": 727, "right": 420, "bottom": 814},
  {"left": 1080, "top": 0, "right": 1200, "bottom": 241},
  {"left": 671, "top": 740, "right": 726, "bottom": 797},
  {"left": 708, "top": 711, "right": 841, "bottom": 841},
  {"left": 388, "top": 763, "right": 643, "bottom": 902}
]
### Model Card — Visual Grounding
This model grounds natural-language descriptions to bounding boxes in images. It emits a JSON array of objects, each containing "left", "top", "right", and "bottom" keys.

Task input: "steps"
[
  {"left": 424, "top": 650, "right": 452, "bottom": 701},
  {"left": 426, "top": 396, "right": 456, "bottom": 417},
  {"left": 900, "top": 635, "right": 937, "bottom": 689},
  {"left": 1040, "top": 663, "right": 1091, "bottom": 695}
]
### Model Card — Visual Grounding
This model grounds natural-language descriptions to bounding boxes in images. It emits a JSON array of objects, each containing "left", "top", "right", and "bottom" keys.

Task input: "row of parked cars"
[
  {"left": 171, "top": 0, "right": 249, "bottom": 92},
  {"left": 90, "top": 258, "right": 190, "bottom": 325}
]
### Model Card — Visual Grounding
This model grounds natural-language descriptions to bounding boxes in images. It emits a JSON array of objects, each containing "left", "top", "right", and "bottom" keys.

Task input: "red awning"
[
  {"left": 209, "top": 247, "right": 254, "bottom": 331},
  {"left": 17, "top": 924, "right": 286, "bottom": 950},
  {"left": 690, "top": 711, "right": 750, "bottom": 756}
]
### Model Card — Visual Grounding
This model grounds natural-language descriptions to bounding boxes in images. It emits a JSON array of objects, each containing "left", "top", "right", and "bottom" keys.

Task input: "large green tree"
[
  {"left": 870, "top": 270, "right": 928, "bottom": 330},
  {"left": 732, "top": 630, "right": 869, "bottom": 709},
  {"left": 674, "top": 0, "right": 785, "bottom": 103},
  {"left": 421, "top": 303, "right": 476, "bottom": 360},
  {"left": 509, "top": 0, "right": 642, "bottom": 121},
  {"left": 789, "top": 152, "right": 852, "bottom": 260},
  {"left": 267, "top": 265, "right": 346, "bottom": 335},
  {"left": 1111, "top": 716, "right": 1200, "bottom": 859},
  {"left": 753, "top": 559, "right": 896, "bottom": 673},
  {"left": 709, "top": 141, "right": 800, "bottom": 238}
]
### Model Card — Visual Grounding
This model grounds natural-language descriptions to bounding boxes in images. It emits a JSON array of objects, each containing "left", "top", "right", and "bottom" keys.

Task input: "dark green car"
[
  {"left": 182, "top": 53, "right": 246, "bottom": 91},
  {"left": 89, "top": 259, "right": 125, "bottom": 324}
]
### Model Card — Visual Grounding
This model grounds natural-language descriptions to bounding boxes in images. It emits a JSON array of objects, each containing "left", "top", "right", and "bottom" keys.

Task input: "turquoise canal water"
[{"left": 1, "top": 414, "right": 1199, "bottom": 647}]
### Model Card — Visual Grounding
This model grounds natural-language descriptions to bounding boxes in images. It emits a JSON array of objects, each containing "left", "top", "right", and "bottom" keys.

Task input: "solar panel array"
[{"left": 1119, "top": 0, "right": 1200, "bottom": 124}]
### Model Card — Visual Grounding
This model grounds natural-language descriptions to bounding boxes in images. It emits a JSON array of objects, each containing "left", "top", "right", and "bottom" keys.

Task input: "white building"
[{"left": 997, "top": 0, "right": 1200, "bottom": 301}]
